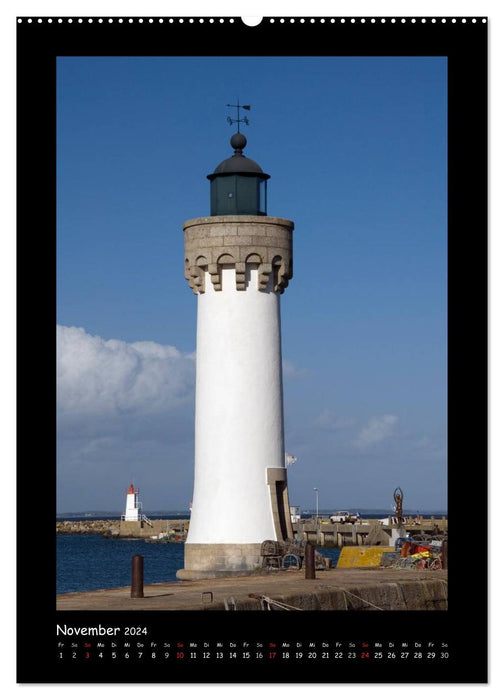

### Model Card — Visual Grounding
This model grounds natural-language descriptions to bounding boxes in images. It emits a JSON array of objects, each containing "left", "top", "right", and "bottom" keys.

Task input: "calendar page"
[{"left": 16, "top": 13, "right": 487, "bottom": 684}]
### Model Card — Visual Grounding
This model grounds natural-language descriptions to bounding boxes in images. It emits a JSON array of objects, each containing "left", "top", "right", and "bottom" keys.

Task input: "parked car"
[{"left": 330, "top": 511, "right": 360, "bottom": 524}]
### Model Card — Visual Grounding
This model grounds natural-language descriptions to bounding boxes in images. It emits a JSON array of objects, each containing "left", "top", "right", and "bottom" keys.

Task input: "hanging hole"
[{"left": 241, "top": 16, "right": 263, "bottom": 27}]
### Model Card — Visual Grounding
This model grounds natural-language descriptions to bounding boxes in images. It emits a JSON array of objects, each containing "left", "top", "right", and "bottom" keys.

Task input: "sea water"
[
  {"left": 56, "top": 534, "right": 341, "bottom": 594},
  {"left": 57, "top": 535, "right": 185, "bottom": 594}
]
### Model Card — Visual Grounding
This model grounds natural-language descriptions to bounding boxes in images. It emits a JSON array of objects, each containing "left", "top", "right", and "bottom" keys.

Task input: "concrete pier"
[{"left": 56, "top": 567, "right": 447, "bottom": 611}]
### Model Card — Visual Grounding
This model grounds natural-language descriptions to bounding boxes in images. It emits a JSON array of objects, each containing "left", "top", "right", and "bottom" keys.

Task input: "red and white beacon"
[{"left": 124, "top": 483, "right": 140, "bottom": 522}]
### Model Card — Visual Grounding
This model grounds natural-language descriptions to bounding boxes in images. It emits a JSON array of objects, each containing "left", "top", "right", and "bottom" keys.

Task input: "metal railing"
[{"left": 120, "top": 512, "right": 153, "bottom": 527}]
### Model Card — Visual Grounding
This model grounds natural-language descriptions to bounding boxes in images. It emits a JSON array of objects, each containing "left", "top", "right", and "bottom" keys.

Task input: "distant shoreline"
[{"left": 57, "top": 510, "right": 447, "bottom": 520}]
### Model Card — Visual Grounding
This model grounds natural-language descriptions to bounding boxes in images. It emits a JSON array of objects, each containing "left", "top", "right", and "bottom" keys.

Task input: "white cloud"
[
  {"left": 315, "top": 409, "right": 354, "bottom": 431},
  {"left": 356, "top": 414, "right": 398, "bottom": 448},
  {"left": 282, "top": 360, "right": 308, "bottom": 379},
  {"left": 57, "top": 325, "right": 195, "bottom": 417},
  {"left": 410, "top": 435, "right": 447, "bottom": 460},
  {"left": 57, "top": 326, "right": 197, "bottom": 510}
]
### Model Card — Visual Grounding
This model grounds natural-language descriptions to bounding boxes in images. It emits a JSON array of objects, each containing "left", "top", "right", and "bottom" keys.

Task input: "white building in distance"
[{"left": 123, "top": 483, "right": 141, "bottom": 522}]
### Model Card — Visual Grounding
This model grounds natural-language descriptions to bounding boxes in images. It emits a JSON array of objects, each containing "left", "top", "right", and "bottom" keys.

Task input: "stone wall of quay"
[
  {"left": 203, "top": 578, "right": 448, "bottom": 611},
  {"left": 293, "top": 518, "right": 448, "bottom": 547}
]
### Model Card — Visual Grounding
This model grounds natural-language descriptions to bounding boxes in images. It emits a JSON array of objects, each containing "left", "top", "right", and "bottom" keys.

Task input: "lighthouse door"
[{"left": 275, "top": 481, "right": 288, "bottom": 540}]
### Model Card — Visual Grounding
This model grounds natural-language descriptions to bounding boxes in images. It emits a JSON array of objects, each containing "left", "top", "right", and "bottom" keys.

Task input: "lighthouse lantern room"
[{"left": 207, "top": 133, "right": 269, "bottom": 216}]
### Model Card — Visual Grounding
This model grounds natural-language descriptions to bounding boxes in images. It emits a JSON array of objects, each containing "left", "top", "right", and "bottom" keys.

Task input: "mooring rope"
[
  {"left": 249, "top": 590, "right": 382, "bottom": 611},
  {"left": 248, "top": 593, "right": 302, "bottom": 611},
  {"left": 341, "top": 588, "right": 384, "bottom": 610},
  {"left": 262, "top": 596, "right": 303, "bottom": 611}
]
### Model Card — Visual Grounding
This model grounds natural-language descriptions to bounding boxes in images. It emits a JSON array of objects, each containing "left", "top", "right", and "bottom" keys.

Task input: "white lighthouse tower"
[
  {"left": 177, "top": 121, "right": 294, "bottom": 579},
  {"left": 123, "top": 483, "right": 140, "bottom": 522}
]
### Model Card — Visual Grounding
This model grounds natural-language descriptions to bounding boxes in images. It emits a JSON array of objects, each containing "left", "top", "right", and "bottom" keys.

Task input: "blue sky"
[{"left": 57, "top": 55, "right": 447, "bottom": 513}]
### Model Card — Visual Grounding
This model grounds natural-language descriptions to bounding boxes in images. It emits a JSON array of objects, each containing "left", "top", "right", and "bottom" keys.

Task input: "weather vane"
[{"left": 226, "top": 100, "right": 251, "bottom": 132}]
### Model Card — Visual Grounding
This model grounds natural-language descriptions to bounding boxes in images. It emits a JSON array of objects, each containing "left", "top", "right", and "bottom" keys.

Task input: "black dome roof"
[
  {"left": 207, "top": 133, "right": 269, "bottom": 180},
  {"left": 213, "top": 154, "right": 265, "bottom": 175}
]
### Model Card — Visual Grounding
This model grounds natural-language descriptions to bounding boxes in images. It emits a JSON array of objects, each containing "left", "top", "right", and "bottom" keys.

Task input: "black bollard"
[
  {"left": 441, "top": 540, "right": 448, "bottom": 570},
  {"left": 131, "top": 554, "right": 144, "bottom": 598},
  {"left": 305, "top": 542, "right": 316, "bottom": 579}
]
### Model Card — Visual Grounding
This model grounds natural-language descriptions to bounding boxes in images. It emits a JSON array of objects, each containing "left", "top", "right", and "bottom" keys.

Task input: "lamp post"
[{"left": 313, "top": 487, "right": 319, "bottom": 545}]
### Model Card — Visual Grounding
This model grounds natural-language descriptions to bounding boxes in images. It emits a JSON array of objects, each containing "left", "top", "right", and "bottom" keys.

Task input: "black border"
[{"left": 17, "top": 16, "right": 488, "bottom": 683}]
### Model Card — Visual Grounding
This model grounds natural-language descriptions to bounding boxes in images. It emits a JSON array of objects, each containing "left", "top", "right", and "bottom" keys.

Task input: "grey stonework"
[
  {"left": 177, "top": 543, "right": 264, "bottom": 580},
  {"left": 183, "top": 215, "right": 294, "bottom": 294}
]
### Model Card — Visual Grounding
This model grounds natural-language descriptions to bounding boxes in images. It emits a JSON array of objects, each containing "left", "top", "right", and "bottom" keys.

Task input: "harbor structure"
[
  {"left": 177, "top": 115, "right": 295, "bottom": 579},
  {"left": 57, "top": 516, "right": 448, "bottom": 543}
]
